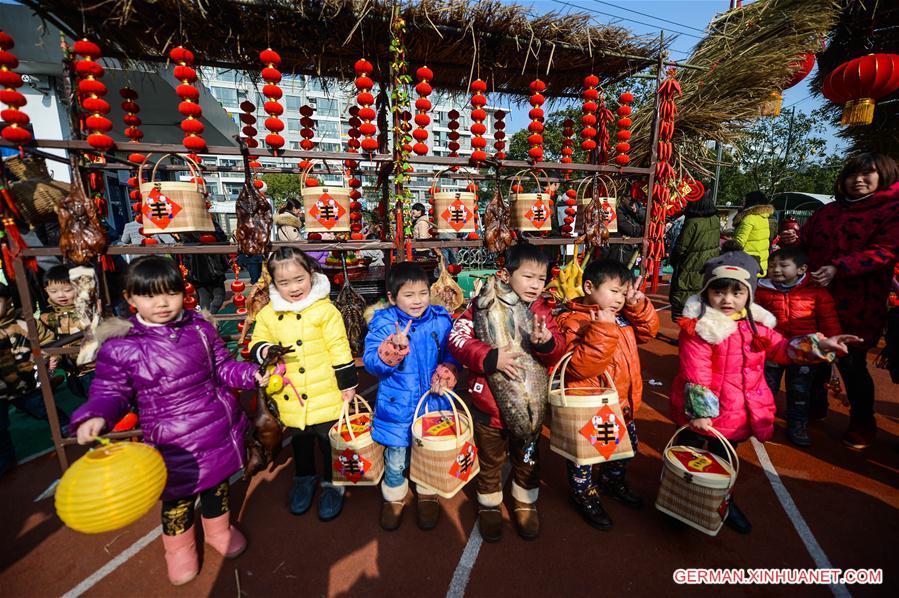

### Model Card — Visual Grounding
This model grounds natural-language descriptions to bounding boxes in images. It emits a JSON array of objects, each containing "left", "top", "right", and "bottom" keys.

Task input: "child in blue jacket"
[{"left": 364, "top": 263, "right": 458, "bottom": 532}]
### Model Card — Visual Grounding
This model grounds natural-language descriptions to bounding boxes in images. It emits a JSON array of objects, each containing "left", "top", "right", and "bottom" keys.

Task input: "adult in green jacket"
[
  {"left": 668, "top": 189, "right": 720, "bottom": 320},
  {"left": 733, "top": 191, "right": 775, "bottom": 275}
]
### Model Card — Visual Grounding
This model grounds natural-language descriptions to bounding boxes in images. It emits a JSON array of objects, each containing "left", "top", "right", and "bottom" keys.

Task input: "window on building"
[
  {"left": 223, "top": 183, "right": 243, "bottom": 198},
  {"left": 285, "top": 95, "right": 302, "bottom": 112},
  {"left": 320, "top": 142, "right": 341, "bottom": 153},
  {"left": 286, "top": 118, "right": 301, "bottom": 133},
  {"left": 316, "top": 98, "right": 338, "bottom": 116},
  {"left": 211, "top": 86, "right": 238, "bottom": 108}
]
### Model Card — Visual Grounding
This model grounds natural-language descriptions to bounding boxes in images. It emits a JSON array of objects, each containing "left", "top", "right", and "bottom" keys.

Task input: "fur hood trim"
[
  {"left": 734, "top": 204, "right": 774, "bottom": 224},
  {"left": 274, "top": 212, "right": 302, "bottom": 228},
  {"left": 681, "top": 295, "right": 777, "bottom": 345},
  {"left": 268, "top": 272, "right": 331, "bottom": 312},
  {"left": 94, "top": 317, "right": 134, "bottom": 347}
]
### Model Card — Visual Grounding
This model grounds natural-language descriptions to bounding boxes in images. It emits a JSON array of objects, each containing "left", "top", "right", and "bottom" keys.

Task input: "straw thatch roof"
[
  {"left": 22, "top": 0, "right": 660, "bottom": 96},
  {"left": 632, "top": 0, "right": 840, "bottom": 174},
  {"left": 811, "top": 0, "right": 899, "bottom": 157}
]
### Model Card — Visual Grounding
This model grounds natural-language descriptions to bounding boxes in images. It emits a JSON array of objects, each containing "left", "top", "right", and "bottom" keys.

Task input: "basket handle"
[
  {"left": 338, "top": 394, "right": 374, "bottom": 442},
  {"left": 430, "top": 167, "right": 475, "bottom": 195},
  {"left": 665, "top": 425, "right": 740, "bottom": 488},
  {"left": 507, "top": 169, "right": 544, "bottom": 196},
  {"left": 575, "top": 174, "right": 618, "bottom": 203},
  {"left": 300, "top": 159, "right": 349, "bottom": 193},
  {"left": 139, "top": 153, "right": 205, "bottom": 193},
  {"left": 412, "top": 388, "right": 473, "bottom": 449},
  {"left": 549, "top": 350, "right": 615, "bottom": 408}
]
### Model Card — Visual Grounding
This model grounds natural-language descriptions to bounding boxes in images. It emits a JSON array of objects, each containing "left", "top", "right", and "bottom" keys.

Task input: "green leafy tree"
[
  {"left": 260, "top": 173, "right": 302, "bottom": 208},
  {"left": 716, "top": 107, "right": 843, "bottom": 206}
]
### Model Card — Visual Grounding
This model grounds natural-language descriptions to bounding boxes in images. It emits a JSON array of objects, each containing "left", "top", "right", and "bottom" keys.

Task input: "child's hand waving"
[
  {"left": 392, "top": 320, "right": 412, "bottom": 349},
  {"left": 818, "top": 334, "right": 863, "bottom": 355},
  {"left": 626, "top": 276, "right": 645, "bottom": 306},
  {"left": 530, "top": 314, "right": 552, "bottom": 345}
]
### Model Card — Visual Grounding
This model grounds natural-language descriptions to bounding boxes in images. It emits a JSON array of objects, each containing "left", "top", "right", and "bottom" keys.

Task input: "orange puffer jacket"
[
  {"left": 755, "top": 275, "right": 842, "bottom": 339},
  {"left": 556, "top": 297, "right": 659, "bottom": 420}
]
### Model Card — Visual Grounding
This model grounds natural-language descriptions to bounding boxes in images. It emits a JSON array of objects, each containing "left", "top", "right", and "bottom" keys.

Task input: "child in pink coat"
[{"left": 670, "top": 245, "right": 859, "bottom": 534}]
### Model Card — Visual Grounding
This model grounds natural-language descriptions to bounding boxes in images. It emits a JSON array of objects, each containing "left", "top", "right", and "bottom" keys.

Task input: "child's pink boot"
[
  {"left": 161, "top": 525, "right": 200, "bottom": 586},
  {"left": 201, "top": 514, "right": 247, "bottom": 558}
]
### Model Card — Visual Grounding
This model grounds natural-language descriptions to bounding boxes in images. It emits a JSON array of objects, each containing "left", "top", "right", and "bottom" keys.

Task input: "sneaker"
[
  {"left": 380, "top": 500, "right": 405, "bottom": 531},
  {"left": 601, "top": 479, "right": 644, "bottom": 509},
  {"left": 318, "top": 485, "right": 345, "bottom": 521},
  {"left": 289, "top": 475, "right": 318, "bottom": 515},
  {"left": 787, "top": 420, "right": 811, "bottom": 447},
  {"left": 570, "top": 487, "right": 612, "bottom": 531},
  {"left": 416, "top": 495, "right": 440, "bottom": 531},
  {"left": 478, "top": 507, "right": 502, "bottom": 543},
  {"left": 724, "top": 501, "right": 751, "bottom": 534},
  {"left": 511, "top": 499, "right": 539, "bottom": 540}
]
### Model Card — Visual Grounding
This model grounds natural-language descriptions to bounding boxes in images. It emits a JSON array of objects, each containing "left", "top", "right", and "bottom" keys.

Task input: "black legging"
[
  {"left": 836, "top": 347, "right": 876, "bottom": 427},
  {"left": 161, "top": 480, "right": 230, "bottom": 536},
  {"left": 290, "top": 420, "right": 335, "bottom": 480}
]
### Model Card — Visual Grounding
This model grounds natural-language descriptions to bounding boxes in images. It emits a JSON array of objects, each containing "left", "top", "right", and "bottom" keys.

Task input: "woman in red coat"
[{"left": 783, "top": 153, "right": 899, "bottom": 449}]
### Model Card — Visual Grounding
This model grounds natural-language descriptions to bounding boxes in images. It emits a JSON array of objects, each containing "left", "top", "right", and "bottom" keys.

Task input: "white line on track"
[
  {"left": 61, "top": 526, "right": 162, "bottom": 598},
  {"left": 751, "top": 438, "right": 851, "bottom": 598}
]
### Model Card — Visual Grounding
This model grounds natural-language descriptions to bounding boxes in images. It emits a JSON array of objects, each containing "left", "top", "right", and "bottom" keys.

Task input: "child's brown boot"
[
  {"left": 511, "top": 499, "right": 540, "bottom": 540},
  {"left": 478, "top": 506, "right": 502, "bottom": 543},
  {"left": 416, "top": 493, "right": 440, "bottom": 530},
  {"left": 380, "top": 480, "right": 408, "bottom": 531}
]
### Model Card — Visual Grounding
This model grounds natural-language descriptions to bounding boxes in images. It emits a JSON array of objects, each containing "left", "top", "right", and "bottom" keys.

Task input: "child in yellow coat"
[{"left": 250, "top": 248, "right": 357, "bottom": 520}]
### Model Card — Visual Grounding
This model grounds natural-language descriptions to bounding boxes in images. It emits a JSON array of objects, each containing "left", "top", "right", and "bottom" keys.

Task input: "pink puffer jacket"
[{"left": 669, "top": 296, "right": 792, "bottom": 442}]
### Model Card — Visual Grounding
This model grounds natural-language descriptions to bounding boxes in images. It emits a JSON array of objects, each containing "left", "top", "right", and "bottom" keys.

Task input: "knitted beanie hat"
[{"left": 700, "top": 249, "right": 761, "bottom": 302}]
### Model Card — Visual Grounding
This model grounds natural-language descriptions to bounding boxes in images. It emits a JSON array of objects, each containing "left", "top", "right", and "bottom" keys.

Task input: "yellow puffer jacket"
[
  {"left": 733, "top": 204, "right": 774, "bottom": 275},
  {"left": 250, "top": 273, "right": 357, "bottom": 429}
]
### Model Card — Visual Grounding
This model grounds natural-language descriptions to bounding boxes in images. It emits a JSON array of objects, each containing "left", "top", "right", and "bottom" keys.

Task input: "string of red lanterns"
[
  {"left": 561, "top": 117, "right": 575, "bottom": 178},
  {"left": 469, "top": 79, "right": 489, "bottom": 164},
  {"left": 0, "top": 31, "right": 31, "bottom": 145},
  {"left": 170, "top": 46, "right": 205, "bottom": 153},
  {"left": 412, "top": 66, "right": 433, "bottom": 156},
  {"left": 581, "top": 74, "right": 599, "bottom": 155},
  {"left": 74, "top": 39, "right": 114, "bottom": 152},
  {"left": 614, "top": 92, "right": 634, "bottom": 166},
  {"left": 447, "top": 109, "right": 461, "bottom": 159},
  {"left": 527, "top": 79, "right": 545, "bottom": 163},
  {"left": 299, "top": 104, "right": 316, "bottom": 151},
  {"left": 354, "top": 59, "right": 378, "bottom": 153},
  {"left": 562, "top": 188, "right": 578, "bottom": 236},
  {"left": 260, "top": 48, "right": 285, "bottom": 150},
  {"left": 493, "top": 109, "right": 506, "bottom": 160}
]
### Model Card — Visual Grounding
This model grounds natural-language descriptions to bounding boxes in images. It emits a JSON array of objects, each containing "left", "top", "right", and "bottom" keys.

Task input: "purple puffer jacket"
[{"left": 70, "top": 310, "right": 258, "bottom": 500}]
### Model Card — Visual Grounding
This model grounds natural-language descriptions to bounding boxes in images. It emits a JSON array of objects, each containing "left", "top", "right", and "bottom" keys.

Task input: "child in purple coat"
[{"left": 71, "top": 256, "right": 268, "bottom": 586}]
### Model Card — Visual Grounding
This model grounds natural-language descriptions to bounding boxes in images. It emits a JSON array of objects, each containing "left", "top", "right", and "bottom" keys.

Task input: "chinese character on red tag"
[
  {"left": 334, "top": 448, "right": 370, "bottom": 484},
  {"left": 578, "top": 405, "right": 621, "bottom": 460},
  {"left": 308, "top": 192, "right": 346, "bottom": 229},
  {"left": 142, "top": 187, "right": 182, "bottom": 229},
  {"left": 440, "top": 196, "right": 473, "bottom": 232},
  {"left": 448, "top": 442, "right": 477, "bottom": 481}
]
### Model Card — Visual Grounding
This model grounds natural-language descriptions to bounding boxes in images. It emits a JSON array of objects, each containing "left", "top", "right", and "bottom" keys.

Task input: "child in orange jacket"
[
  {"left": 556, "top": 259, "right": 659, "bottom": 530},
  {"left": 757, "top": 246, "right": 842, "bottom": 446}
]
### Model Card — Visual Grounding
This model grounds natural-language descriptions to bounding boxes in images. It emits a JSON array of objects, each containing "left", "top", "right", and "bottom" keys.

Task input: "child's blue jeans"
[{"left": 384, "top": 445, "right": 410, "bottom": 489}]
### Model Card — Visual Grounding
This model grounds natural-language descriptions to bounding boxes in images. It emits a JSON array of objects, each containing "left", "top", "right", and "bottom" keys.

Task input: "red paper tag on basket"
[
  {"left": 448, "top": 442, "right": 477, "bottom": 481},
  {"left": 717, "top": 492, "right": 732, "bottom": 520},
  {"left": 440, "top": 195, "right": 474, "bottom": 232},
  {"left": 334, "top": 448, "right": 371, "bottom": 484},
  {"left": 579, "top": 405, "right": 623, "bottom": 460},
  {"left": 143, "top": 187, "right": 182, "bottom": 229},
  {"left": 669, "top": 447, "right": 729, "bottom": 475},
  {"left": 525, "top": 198, "right": 550, "bottom": 229},
  {"left": 308, "top": 194, "right": 346, "bottom": 230},
  {"left": 422, "top": 415, "right": 457, "bottom": 438},
  {"left": 338, "top": 414, "right": 371, "bottom": 441}
]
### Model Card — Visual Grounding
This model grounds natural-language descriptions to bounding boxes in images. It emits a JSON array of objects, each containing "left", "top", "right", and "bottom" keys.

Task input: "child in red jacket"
[
  {"left": 449, "top": 244, "right": 565, "bottom": 543},
  {"left": 757, "top": 247, "right": 842, "bottom": 446}
]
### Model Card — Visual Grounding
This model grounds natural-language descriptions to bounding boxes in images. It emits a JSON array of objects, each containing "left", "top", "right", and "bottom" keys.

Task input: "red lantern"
[
  {"left": 493, "top": 109, "right": 506, "bottom": 161},
  {"left": 0, "top": 32, "right": 30, "bottom": 144},
  {"left": 75, "top": 39, "right": 114, "bottom": 151},
  {"left": 614, "top": 91, "right": 634, "bottom": 166},
  {"left": 355, "top": 59, "right": 378, "bottom": 153},
  {"left": 581, "top": 74, "right": 599, "bottom": 153},
  {"left": 447, "top": 110, "right": 461, "bottom": 159},
  {"left": 527, "top": 79, "right": 545, "bottom": 163},
  {"left": 469, "top": 79, "right": 488, "bottom": 164},
  {"left": 170, "top": 46, "right": 204, "bottom": 153},
  {"left": 823, "top": 53, "right": 899, "bottom": 126},
  {"left": 260, "top": 48, "right": 285, "bottom": 149},
  {"left": 761, "top": 53, "right": 816, "bottom": 117},
  {"left": 413, "top": 66, "right": 432, "bottom": 156}
]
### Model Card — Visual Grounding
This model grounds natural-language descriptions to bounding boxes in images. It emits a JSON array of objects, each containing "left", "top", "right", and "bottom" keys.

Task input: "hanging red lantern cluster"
[
  {"left": 400, "top": 109, "right": 414, "bottom": 157},
  {"left": 614, "top": 92, "right": 634, "bottom": 166},
  {"left": 73, "top": 39, "right": 114, "bottom": 152},
  {"left": 412, "top": 66, "right": 433, "bottom": 156},
  {"left": 493, "top": 109, "right": 506, "bottom": 160},
  {"left": 354, "top": 59, "right": 378, "bottom": 153},
  {"left": 179, "top": 262, "right": 198, "bottom": 310},
  {"left": 346, "top": 104, "right": 362, "bottom": 156},
  {"left": 238, "top": 100, "right": 264, "bottom": 191},
  {"left": 119, "top": 87, "right": 144, "bottom": 155},
  {"left": 581, "top": 74, "right": 599, "bottom": 154},
  {"left": 347, "top": 166, "right": 364, "bottom": 240},
  {"left": 598, "top": 96, "right": 614, "bottom": 164},
  {"left": 0, "top": 31, "right": 30, "bottom": 145},
  {"left": 823, "top": 53, "right": 899, "bottom": 126},
  {"left": 527, "top": 79, "right": 545, "bottom": 163},
  {"left": 259, "top": 48, "right": 285, "bottom": 150},
  {"left": 761, "top": 52, "right": 815, "bottom": 117},
  {"left": 645, "top": 73, "right": 682, "bottom": 292},
  {"left": 469, "top": 79, "right": 489, "bottom": 164},
  {"left": 447, "top": 109, "right": 461, "bottom": 159},
  {"left": 560, "top": 118, "right": 575, "bottom": 178},
  {"left": 169, "top": 46, "right": 205, "bottom": 153},
  {"left": 299, "top": 104, "right": 316, "bottom": 151},
  {"left": 562, "top": 187, "right": 578, "bottom": 236},
  {"left": 231, "top": 262, "right": 247, "bottom": 315}
]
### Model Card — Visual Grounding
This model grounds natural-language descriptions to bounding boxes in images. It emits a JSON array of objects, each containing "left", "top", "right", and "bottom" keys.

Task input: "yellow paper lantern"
[{"left": 56, "top": 440, "right": 167, "bottom": 534}]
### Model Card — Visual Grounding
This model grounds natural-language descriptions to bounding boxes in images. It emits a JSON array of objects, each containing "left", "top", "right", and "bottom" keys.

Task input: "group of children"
[{"left": 52, "top": 237, "right": 855, "bottom": 586}]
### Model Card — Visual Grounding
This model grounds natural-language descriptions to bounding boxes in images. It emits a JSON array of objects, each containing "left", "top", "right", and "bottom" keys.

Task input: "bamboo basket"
[
  {"left": 576, "top": 175, "right": 619, "bottom": 234},
  {"left": 548, "top": 352, "right": 634, "bottom": 465},
  {"left": 301, "top": 161, "right": 351, "bottom": 233},
  {"left": 4, "top": 154, "right": 51, "bottom": 180},
  {"left": 9, "top": 179, "right": 68, "bottom": 225},
  {"left": 410, "top": 390, "right": 479, "bottom": 499},
  {"left": 655, "top": 425, "right": 739, "bottom": 536},
  {"left": 329, "top": 396, "right": 384, "bottom": 486},
  {"left": 432, "top": 168, "right": 477, "bottom": 233},
  {"left": 138, "top": 153, "right": 214, "bottom": 233},
  {"left": 509, "top": 169, "right": 552, "bottom": 232}
]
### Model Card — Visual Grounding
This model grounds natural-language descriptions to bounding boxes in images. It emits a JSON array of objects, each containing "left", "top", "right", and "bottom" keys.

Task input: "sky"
[{"left": 504, "top": 0, "right": 844, "bottom": 151}]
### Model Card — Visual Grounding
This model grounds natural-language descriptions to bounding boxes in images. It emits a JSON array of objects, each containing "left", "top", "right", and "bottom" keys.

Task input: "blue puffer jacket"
[{"left": 363, "top": 305, "right": 458, "bottom": 447}]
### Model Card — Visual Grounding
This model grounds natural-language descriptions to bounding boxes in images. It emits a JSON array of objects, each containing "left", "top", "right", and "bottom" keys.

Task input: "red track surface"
[{"left": 2, "top": 307, "right": 897, "bottom": 597}]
